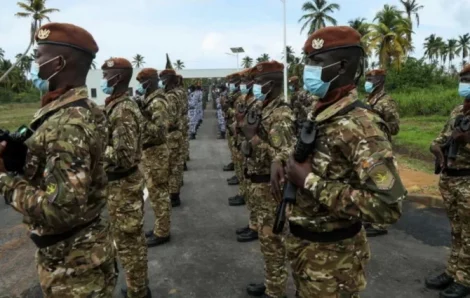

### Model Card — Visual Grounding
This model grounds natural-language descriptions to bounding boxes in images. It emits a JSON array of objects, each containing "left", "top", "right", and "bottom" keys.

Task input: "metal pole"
[{"left": 282, "top": 0, "right": 288, "bottom": 103}]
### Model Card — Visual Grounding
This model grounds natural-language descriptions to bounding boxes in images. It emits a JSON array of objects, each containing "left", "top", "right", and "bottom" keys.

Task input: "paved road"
[{"left": 0, "top": 108, "right": 454, "bottom": 298}]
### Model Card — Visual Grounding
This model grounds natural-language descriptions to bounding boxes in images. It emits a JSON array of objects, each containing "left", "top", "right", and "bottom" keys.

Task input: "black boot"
[
  {"left": 147, "top": 234, "right": 170, "bottom": 247},
  {"left": 237, "top": 229, "right": 258, "bottom": 242},
  {"left": 235, "top": 225, "right": 251, "bottom": 235},
  {"left": 228, "top": 176, "right": 239, "bottom": 185},
  {"left": 184, "top": 162, "right": 188, "bottom": 171},
  {"left": 246, "top": 283, "right": 266, "bottom": 296},
  {"left": 145, "top": 230, "right": 154, "bottom": 238},
  {"left": 440, "top": 283, "right": 470, "bottom": 298},
  {"left": 190, "top": 133, "right": 196, "bottom": 140},
  {"left": 171, "top": 193, "right": 181, "bottom": 207},
  {"left": 365, "top": 225, "right": 388, "bottom": 237},
  {"left": 223, "top": 162, "right": 234, "bottom": 171},
  {"left": 218, "top": 132, "right": 226, "bottom": 139},
  {"left": 121, "top": 286, "right": 152, "bottom": 298},
  {"left": 426, "top": 272, "right": 454, "bottom": 290},
  {"left": 226, "top": 175, "right": 237, "bottom": 182},
  {"left": 228, "top": 195, "right": 245, "bottom": 206}
]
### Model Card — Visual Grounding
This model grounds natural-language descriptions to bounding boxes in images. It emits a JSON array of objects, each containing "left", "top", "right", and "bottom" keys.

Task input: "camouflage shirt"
[
  {"left": 166, "top": 87, "right": 184, "bottom": 132},
  {"left": 289, "top": 89, "right": 405, "bottom": 233},
  {"left": 224, "top": 91, "right": 242, "bottom": 126},
  {"left": 244, "top": 95, "right": 296, "bottom": 176},
  {"left": 0, "top": 86, "right": 109, "bottom": 235},
  {"left": 367, "top": 90, "right": 400, "bottom": 137},
  {"left": 432, "top": 104, "right": 470, "bottom": 170},
  {"left": 140, "top": 89, "right": 169, "bottom": 146},
  {"left": 291, "top": 89, "right": 318, "bottom": 127},
  {"left": 104, "top": 93, "right": 143, "bottom": 173},
  {"left": 176, "top": 86, "right": 188, "bottom": 122}
]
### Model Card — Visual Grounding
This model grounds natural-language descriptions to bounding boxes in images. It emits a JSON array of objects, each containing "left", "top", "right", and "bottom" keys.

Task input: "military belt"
[
  {"left": 143, "top": 142, "right": 160, "bottom": 150},
  {"left": 289, "top": 221, "right": 362, "bottom": 243},
  {"left": 106, "top": 166, "right": 138, "bottom": 182},
  {"left": 443, "top": 168, "right": 470, "bottom": 177},
  {"left": 30, "top": 216, "right": 100, "bottom": 249},
  {"left": 168, "top": 126, "right": 179, "bottom": 133}
]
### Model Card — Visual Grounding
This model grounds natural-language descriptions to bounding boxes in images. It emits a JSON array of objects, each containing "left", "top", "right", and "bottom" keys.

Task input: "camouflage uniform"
[
  {"left": 432, "top": 104, "right": 470, "bottom": 287},
  {"left": 177, "top": 86, "right": 190, "bottom": 163},
  {"left": 0, "top": 87, "right": 117, "bottom": 297},
  {"left": 242, "top": 95, "right": 295, "bottom": 297},
  {"left": 188, "top": 91, "right": 198, "bottom": 135},
  {"left": 224, "top": 91, "right": 241, "bottom": 169},
  {"left": 216, "top": 94, "right": 226, "bottom": 134},
  {"left": 140, "top": 89, "right": 171, "bottom": 238},
  {"left": 366, "top": 89, "right": 400, "bottom": 231},
  {"left": 290, "top": 89, "right": 318, "bottom": 133},
  {"left": 104, "top": 93, "right": 148, "bottom": 298},
  {"left": 166, "top": 87, "right": 185, "bottom": 195},
  {"left": 286, "top": 89, "right": 405, "bottom": 297}
]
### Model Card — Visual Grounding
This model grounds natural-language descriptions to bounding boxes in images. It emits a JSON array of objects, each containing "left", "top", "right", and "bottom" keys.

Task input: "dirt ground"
[{"left": 399, "top": 165, "right": 440, "bottom": 197}]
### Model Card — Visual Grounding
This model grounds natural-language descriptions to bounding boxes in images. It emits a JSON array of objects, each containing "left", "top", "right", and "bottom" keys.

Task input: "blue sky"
[{"left": 1, "top": 0, "right": 469, "bottom": 70}]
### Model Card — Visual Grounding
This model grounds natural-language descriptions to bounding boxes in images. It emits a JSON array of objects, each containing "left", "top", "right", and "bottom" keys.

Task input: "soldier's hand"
[
  {"left": 430, "top": 144, "right": 445, "bottom": 169},
  {"left": 286, "top": 155, "right": 312, "bottom": 188},
  {"left": 0, "top": 141, "right": 6, "bottom": 173},
  {"left": 270, "top": 161, "right": 285, "bottom": 202},
  {"left": 451, "top": 129, "right": 470, "bottom": 144}
]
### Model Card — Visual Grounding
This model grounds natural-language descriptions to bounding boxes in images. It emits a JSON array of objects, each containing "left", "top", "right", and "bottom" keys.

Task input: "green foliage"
[
  {"left": 393, "top": 87, "right": 459, "bottom": 117},
  {"left": 0, "top": 87, "right": 40, "bottom": 104}
]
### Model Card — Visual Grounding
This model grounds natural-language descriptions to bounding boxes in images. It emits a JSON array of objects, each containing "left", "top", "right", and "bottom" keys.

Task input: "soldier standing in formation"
[
  {"left": 188, "top": 85, "right": 198, "bottom": 140},
  {"left": 272, "top": 26, "right": 406, "bottom": 298},
  {"left": 363, "top": 68, "right": 401, "bottom": 237},
  {"left": 160, "top": 55, "right": 184, "bottom": 207},
  {"left": 426, "top": 64, "right": 470, "bottom": 298},
  {"left": 241, "top": 61, "right": 295, "bottom": 298},
  {"left": 216, "top": 85, "right": 228, "bottom": 139},
  {"left": 288, "top": 76, "right": 318, "bottom": 133},
  {"left": 136, "top": 68, "right": 172, "bottom": 247},
  {"left": 100, "top": 58, "right": 150, "bottom": 298},
  {"left": 176, "top": 74, "right": 190, "bottom": 170},
  {"left": 0, "top": 22, "right": 117, "bottom": 296}
]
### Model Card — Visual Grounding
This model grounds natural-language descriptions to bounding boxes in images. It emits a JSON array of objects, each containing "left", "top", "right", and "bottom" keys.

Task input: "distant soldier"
[
  {"left": 426, "top": 64, "right": 470, "bottom": 298},
  {"left": 363, "top": 68, "right": 400, "bottom": 237},
  {"left": 101, "top": 57, "right": 150, "bottom": 298},
  {"left": 216, "top": 85, "right": 227, "bottom": 139},
  {"left": 288, "top": 76, "right": 318, "bottom": 133},
  {"left": 220, "top": 76, "right": 236, "bottom": 172},
  {"left": 137, "top": 68, "right": 172, "bottom": 247},
  {"left": 196, "top": 84, "right": 203, "bottom": 130},
  {"left": 273, "top": 26, "right": 405, "bottom": 298},
  {"left": 160, "top": 55, "right": 184, "bottom": 207},
  {"left": 0, "top": 23, "right": 117, "bottom": 296},
  {"left": 240, "top": 61, "right": 295, "bottom": 297},
  {"left": 188, "top": 85, "right": 198, "bottom": 139},
  {"left": 176, "top": 74, "right": 190, "bottom": 170}
]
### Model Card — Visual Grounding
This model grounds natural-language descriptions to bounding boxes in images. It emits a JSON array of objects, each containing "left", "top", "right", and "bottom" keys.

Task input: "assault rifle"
[
  {"left": 273, "top": 120, "right": 316, "bottom": 234},
  {"left": 0, "top": 125, "right": 34, "bottom": 174}
]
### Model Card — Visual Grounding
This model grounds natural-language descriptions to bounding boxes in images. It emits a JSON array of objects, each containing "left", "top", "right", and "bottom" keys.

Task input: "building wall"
[{"left": 86, "top": 68, "right": 239, "bottom": 105}]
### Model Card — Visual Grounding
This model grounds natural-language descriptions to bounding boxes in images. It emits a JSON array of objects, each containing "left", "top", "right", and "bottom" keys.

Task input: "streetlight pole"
[{"left": 282, "top": 0, "right": 288, "bottom": 103}]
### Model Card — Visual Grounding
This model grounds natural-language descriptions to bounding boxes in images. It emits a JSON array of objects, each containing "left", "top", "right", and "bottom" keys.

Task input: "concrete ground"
[{"left": 0, "top": 108, "right": 454, "bottom": 298}]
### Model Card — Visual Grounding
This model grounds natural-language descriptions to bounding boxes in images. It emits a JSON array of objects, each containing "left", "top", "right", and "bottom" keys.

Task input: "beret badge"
[
  {"left": 106, "top": 60, "right": 115, "bottom": 67},
  {"left": 312, "top": 38, "right": 324, "bottom": 50},
  {"left": 37, "top": 29, "right": 50, "bottom": 40},
  {"left": 256, "top": 65, "right": 263, "bottom": 72}
]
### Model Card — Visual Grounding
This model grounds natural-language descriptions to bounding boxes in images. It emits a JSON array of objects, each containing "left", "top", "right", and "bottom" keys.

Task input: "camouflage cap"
[
  {"left": 35, "top": 22, "right": 98, "bottom": 58},
  {"left": 303, "top": 26, "right": 362, "bottom": 57},
  {"left": 250, "top": 60, "right": 284, "bottom": 78},
  {"left": 460, "top": 64, "right": 470, "bottom": 76},
  {"left": 101, "top": 57, "right": 132, "bottom": 70},
  {"left": 137, "top": 68, "right": 158, "bottom": 80},
  {"left": 365, "top": 69, "right": 387, "bottom": 76}
]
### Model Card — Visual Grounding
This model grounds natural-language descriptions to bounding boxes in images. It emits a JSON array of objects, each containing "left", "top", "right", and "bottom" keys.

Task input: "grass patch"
[
  {"left": 396, "top": 154, "right": 435, "bottom": 174},
  {"left": 0, "top": 103, "right": 38, "bottom": 131}
]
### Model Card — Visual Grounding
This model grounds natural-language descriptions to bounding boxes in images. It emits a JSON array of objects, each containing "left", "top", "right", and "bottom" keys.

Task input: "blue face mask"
[
  {"left": 253, "top": 83, "right": 267, "bottom": 101},
  {"left": 459, "top": 82, "right": 470, "bottom": 99},
  {"left": 303, "top": 62, "right": 340, "bottom": 98},
  {"left": 364, "top": 81, "right": 375, "bottom": 94},
  {"left": 229, "top": 83, "right": 236, "bottom": 92},
  {"left": 137, "top": 80, "right": 149, "bottom": 95},
  {"left": 158, "top": 80, "right": 165, "bottom": 89},
  {"left": 101, "top": 79, "right": 113, "bottom": 94},
  {"left": 240, "top": 84, "right": 250, "bottom": 95},
  {"left": 30, "top": 56, "right": 64, "bottom": 92}
]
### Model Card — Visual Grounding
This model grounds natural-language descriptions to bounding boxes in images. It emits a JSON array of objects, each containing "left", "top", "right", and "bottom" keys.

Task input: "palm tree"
[
  {"left": 256, "top": 53, "right": 270, "bottom": 63},
  {"left": 0, "top": 48, "right": 4, "bottom": 62},
  {"left": 365, "top": 4, "right": 412, "bottom": 69},
  {"left": 0, "top": 0, "right": 60, "bottom": 83},
  {"left": 348, "top": 18, "right": 371, "bottom": 67},
  {"left": 90, "top": 60, "right": 97, "bottom": 70},
  {"left": 447, "top": 39, "right": 458, "bottom": 69},
  {"left": 132, "top": 54, "right": 145, "bottom": 68},
  {"left": 399, "top": 0, "right": 423, "bottom": 42},
  {"left": 173, "top": 59, "right": 185, "bottom": 70},
  {"left": 423, "top": 34, "right": 439, "bottom": 63},
  {"left": 456, "top": 33, "right": 470, "bottom": 67},
  {"left": 298, "top": 0, "right": 340, "bottom": 35},
  {"left": 241, "top": 56, "right": 253, "bottom": 68},
  {"left": 283, "top": 46, "right": 296, "bottom": 65},
  {"left": 15, "top": 53, "right": 33, "bottom": 74}
]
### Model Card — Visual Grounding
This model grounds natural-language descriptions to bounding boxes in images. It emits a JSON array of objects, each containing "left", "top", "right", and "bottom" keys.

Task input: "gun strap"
[
  {"left": 336, "top": 100, "right": 372, "bottom": 117},
  {"left": 32, "top": 98, "right": 90, "bottom": 130}
]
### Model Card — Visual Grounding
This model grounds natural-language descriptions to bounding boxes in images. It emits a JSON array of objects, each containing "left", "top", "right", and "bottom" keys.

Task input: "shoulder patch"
[
  {"left": 44, "top": 175, "right": 59, "bottom": 203},
  {"left": 367, "top": 162, "right": 395, "bottom": 190}
]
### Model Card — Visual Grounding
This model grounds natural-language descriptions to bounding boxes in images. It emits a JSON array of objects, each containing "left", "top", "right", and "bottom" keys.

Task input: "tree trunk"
[{"left": 0, "top": 41, "right": 33, "bottom": 83}]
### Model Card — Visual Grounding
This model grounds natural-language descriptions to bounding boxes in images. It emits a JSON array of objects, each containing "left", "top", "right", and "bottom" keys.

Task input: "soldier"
[
  {"left": 363, "top": 69, "right": 400, "bottom": 237},
  {"left": 288, "top": 76, "right": 318, "bottom": 133},
  {"left": 160, "top": 55, "right": 184, "bottom": 207},
  {"left": 225, "top": 73, "right": 243, "bottom": 185},
  {"left": 137, "top": 68, "right": 172, "bottom": 247},
  {"left": 0, "top": 23, "right": 117, "bottom": 296},
  {"left": 216, "top": 85, "right": 227, "bottom": 139},
  {"left": 220, "top": 77, "right": 235, "bottom": 172},
  {"left": 188, "top": 85, "right": 198, "bottom": 140},
  {"left": 176, "top": 74, "right": 190, "bottom": 170},
  {"left": 271, "top": 26, "right": 405, "bottom": 298},
  {"left": 425, "top": 64, "right": 470, "bottom": 298},
  {"left": 240, "top": 61, "right": 294, "bottom": 297},
  {"left": 101, "top": 58, "right": 150, "bottom": 298}
]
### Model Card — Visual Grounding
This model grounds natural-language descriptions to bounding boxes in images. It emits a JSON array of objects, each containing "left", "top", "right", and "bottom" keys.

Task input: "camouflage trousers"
[
  {"left": 36, "top": 220, "right": 117, "bottom": 297},
  {"left": 107, "top": 170, "right": 148, "bottom": 298},
  {"left": 440, "top": 175, "right": 470, "bottom": 286},
  {"left": 143, "top": 145, "right": 171, "bottom": 237},
  {"left": 183, "top": 119, "right": 190, "bottom": 161},
  {"left": 233, "top": 147, "right": 245, "bottom": 196},
  {"left": 243, "top": 178, "right": 258, "bottom": 229},
  {"left": 286, "top": 228, "right": 370, "bottom": 298},
  {"left": 249, "top": 182, "right": 288, "bottom": 297},
  {"left": 168, "top": 131, "right": 184, "bottom": 194}
]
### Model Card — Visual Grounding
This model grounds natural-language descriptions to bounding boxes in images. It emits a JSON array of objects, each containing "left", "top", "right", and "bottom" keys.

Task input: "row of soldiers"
[
  {"left": 187, "top": 84, "right": 204, "bottom": 139},
  {"left": 0, "top": 22, "right": 206, "bottom": 298}
]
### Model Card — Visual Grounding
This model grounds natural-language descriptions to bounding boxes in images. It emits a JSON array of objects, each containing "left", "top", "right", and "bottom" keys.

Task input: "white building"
[{"left": 86, "top": 68, "right": 239, "bottom": 105}]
